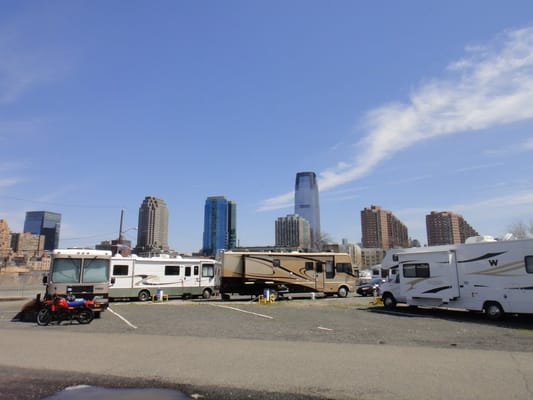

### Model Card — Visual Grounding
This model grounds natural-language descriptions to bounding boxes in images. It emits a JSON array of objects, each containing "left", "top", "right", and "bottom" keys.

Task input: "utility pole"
[{"left": 118, "top": 209, "right": 124, "bottom": 245}]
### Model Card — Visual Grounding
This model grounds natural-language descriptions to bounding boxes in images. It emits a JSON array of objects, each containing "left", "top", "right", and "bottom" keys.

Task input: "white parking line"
[
  {"left": 317, "top": 326, "right": 333, "bottom": 331},
  {"left": 107, "top": 307, "right": 138, "bottom": 329},
  {"left": 210, "top": 304, "right": 273, "bottom": 319}
]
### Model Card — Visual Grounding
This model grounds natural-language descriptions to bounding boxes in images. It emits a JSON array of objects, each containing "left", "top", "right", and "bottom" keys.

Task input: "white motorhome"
[
  {"left": 109, "top": 255, "right": 219, "bottom": 301},
  {"left": 43, "top": 249, "right": 112, "bottom": 316},
  {"left": 379, "top": 238, "right": 533, "bottom": 320}
]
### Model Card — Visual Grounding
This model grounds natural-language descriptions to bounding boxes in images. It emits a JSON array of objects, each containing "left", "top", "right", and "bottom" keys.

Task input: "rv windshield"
[
  {"left": 83, "top": 258, "right": 110, "bottom": 283},
  {"left": 51, "top": 258, "right": 82, "bottom": 283}
]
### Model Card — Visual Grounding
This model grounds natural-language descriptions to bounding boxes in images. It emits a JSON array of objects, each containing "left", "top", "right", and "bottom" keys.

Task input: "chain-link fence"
[{"left": 0, "top": 271, "right": 45, "bottom": 299}]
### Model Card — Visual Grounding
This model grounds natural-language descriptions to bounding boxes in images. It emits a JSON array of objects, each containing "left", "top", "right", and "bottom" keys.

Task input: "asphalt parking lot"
[
  {"left": 5, "top": 293, "right": 533, "bottom": 352},
  {"left": 2, "top": 293, "right": 533, "bottom": 399}
]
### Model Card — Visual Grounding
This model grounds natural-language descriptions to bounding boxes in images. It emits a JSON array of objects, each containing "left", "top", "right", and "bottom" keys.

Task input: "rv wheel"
[
  {"left": 382, "top": 294, "right": 397, "bottom": 310},
  {"left": 484, "top": 302, "right": 504, "bottom": 321},
  {"left": 202, "top": 289, "right": 212, "bottom": 299},
  {"left": 337, "top": 286, "right": 348, "bottom": 298},
  {"left": 138, "top": 290, "right": 151, "bottom": 302}
]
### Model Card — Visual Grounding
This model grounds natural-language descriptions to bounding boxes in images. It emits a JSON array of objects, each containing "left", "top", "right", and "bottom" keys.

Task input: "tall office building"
[
  {"left": 294, "top": 171, "right": 321, "bottom": 249},
  {"left": 202, "top": 196, "right": 237, "bottom": 257},
  {"left": 361, "top": 205, "right": 409, "bottom": 249},
  {"left": 275, "top": 214, "right": 311, "bottom": 250},
  {"left": 23, "top": 211, "right": 61, "bottom": 251},
  {"left": 135, "top": 196, "right": 169, "bottom": 256},
  {"left": 426, "top": 211, "right": 479, "bottom": 246}
]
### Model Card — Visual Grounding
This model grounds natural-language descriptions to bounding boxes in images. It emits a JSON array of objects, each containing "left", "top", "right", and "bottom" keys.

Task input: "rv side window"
[
  {"left": 273, "top": 259, "right": 280, "bottom": 268},
  {"left": 202, "top": 264, "right": 214, "bottom": 278},
  {"left": 403, "top": 263, "right": 430, "bottom": 278},
  {"left": 305, "top": 262, "right": 314, "bottom": 271},
  {"left": 194, "top": 266, "right": 199, "bottom": 276},
  {"left": 316, "top": 262, "right": 323, "bottom": 273},
  {"left": 185, "top": 266, "right": 191, "bottom": 277},
  {"left": 336, "top": 262, "right": 352, "bottom": 274},
  {"left": 165, "top": 265, "right": 180, "bottom": 276},
  {"left": 526, "top": 256, "right": 533, "bottom": 273},
  {"left": 325, "top": 261, "right": 335, "bottom": 279},
  {"left": 113, "top": 264, "right": 129, "bottom": 276}
]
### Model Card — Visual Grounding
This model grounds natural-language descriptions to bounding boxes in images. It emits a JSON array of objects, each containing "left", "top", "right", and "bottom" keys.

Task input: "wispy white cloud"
[
  {"left": 260, "top": 26, "right": 533, "bottom": 212},
  {"left": 396, "top": 189, "right": 533, "bottom": 243},
  {"left": 484, "top": 138, "right": 533, "bottom": 156}
]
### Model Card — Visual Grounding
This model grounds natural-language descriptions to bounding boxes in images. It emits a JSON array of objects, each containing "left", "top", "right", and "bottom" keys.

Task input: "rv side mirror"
[
  {"left": 42, "top": 275, "right": 48, "bottom": 285},
  {"left": 110, "top": 277, "right": 116, "bottom": 285},
  {"left": 392, "top": 254, "right": 398, "bottom": 262}
]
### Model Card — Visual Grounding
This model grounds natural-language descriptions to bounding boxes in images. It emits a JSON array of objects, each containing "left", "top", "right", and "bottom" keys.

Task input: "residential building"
[
  {"left": 339, "top": 239, "right": 361, "bottom": 268},
  {"left": 294, "top": 171, "right": 321, "bottom": 249},
  {"left": 11, "top": 232, "right": 45, "bottom": 258},
  {"left": 23, "top": 211, "right": 61, "bottom": 251},
  {"left": 361, "top": 205, "right": 409, "bottom": 249},
  {"left": 360, "top": 247, "right": 386, "bottom": 270},
  {"left": 135, "top": 196, "right": 169, "bottom": 256},
  {"left": 202, "top": 196, "right": 237, "bottom": 257},
  {"left": 426, "top": 211, "right": 479, "bottom": 246},
  {"left": 275, "top": 214, "right": 311, "bottom": 250},
  {"left": 0, "top": 219, "right": 10, "bottom": 259}
]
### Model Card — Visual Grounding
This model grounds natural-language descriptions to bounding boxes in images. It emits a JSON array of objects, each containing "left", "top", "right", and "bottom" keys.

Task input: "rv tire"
[
  {"left": 202, "top": 289, "right": 212, "bottom": 299},
  {"left": 337, "top": 286, "right": 348, "bottom": 298},
  {"left": 484, "top": 302, "right": 504, "bottom": 321},
  {"left": 137, "top": 290, "right": 150, "bottom": 302},
  {"left": 382, "top": 293, "right": 397, "bottom": 310}
]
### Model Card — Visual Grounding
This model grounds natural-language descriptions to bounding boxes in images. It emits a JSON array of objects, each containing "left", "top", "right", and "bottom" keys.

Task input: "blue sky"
[{"left": 1, "top": 1, "right": 533, "bottom": 253}]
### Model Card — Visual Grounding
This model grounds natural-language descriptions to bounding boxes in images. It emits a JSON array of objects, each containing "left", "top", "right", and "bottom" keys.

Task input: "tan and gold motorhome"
[{"left": 217, "top": 251, "right": 357, "bottom": 299}]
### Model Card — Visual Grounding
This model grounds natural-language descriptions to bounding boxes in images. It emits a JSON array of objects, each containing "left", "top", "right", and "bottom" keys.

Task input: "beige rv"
[{"left": 217, "top": 251, "right": 357, "bottom": 299}]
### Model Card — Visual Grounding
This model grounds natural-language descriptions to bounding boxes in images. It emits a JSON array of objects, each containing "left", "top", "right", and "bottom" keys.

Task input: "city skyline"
[
  {"left": 1, "top": 3, "right": 533, "bottom": 252},
  {"left": 1, "top": 201, "right": 484, "bottom": 253}
]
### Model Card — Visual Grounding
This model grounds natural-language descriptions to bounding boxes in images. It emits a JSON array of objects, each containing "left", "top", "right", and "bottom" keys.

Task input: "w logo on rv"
[{"left": 488, "top": 259, "right": 498, "bottom": 267}]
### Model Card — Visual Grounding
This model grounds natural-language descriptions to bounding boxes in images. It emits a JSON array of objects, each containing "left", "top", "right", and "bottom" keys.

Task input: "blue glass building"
[
  {"left": 294, "top": 172, "right": 321, "bottom": 249},
  {"left": 202, "top": 196, "right": 237, "bottom": 257},
  {"left": 23, "top": 211, "right": 61, "bottom": 251}
]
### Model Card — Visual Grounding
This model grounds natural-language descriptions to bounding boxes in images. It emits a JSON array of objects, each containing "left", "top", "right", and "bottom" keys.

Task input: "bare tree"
[
  {"left": 315, "top": 231, "right": 335, "bottom": 251},
  {"left": 506, "top": 220, "right": 533, "bottom": 239}
]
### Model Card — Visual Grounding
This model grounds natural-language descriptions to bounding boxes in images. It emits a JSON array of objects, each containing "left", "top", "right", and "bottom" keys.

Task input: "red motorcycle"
[{"left": 37, "top": 294, "right": 95, "bottom": 326}]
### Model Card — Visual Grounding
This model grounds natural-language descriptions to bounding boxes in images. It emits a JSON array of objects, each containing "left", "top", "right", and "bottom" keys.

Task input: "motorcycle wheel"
[
  {"left": 76, "top": 307, "right": 94, "bottom": 324},
  {"left": 36, "top": 308, "right": 52, "bottom": 326}
]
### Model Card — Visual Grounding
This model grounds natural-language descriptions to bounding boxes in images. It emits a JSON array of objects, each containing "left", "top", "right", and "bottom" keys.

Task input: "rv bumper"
[{"left": 93, "top": 296, "right": 109, "bottom": 310}]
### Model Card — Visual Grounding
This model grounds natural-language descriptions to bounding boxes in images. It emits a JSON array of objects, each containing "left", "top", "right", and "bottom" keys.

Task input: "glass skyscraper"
[
  {"left": 202, "top": 196, "right": 237, "bottom": 257},
  {"left": 135, "top": 196, "right": 169, "bottom": 256},
  {"left": 294, "top": 171, "right": 321, "bottom": 249},
  {"left": 23, "top": 211, "right": 61, "bottom": 251}
]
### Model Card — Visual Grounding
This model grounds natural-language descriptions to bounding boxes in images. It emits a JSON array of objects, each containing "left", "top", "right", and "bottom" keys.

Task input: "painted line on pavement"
[
  {"left": 210, "top": 304, "right": 273, "bottom": 319},
  {"left": 317, "top": 326, "right": 333, "bottom": 331},
  {"left": 107, "top": 307, "right": 138, "bottom": 329}
]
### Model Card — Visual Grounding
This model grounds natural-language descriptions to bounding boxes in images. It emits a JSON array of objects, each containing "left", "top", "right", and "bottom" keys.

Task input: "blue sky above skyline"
[{"left": 1, "top": 1, "right": 533, "bottom": 252}]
